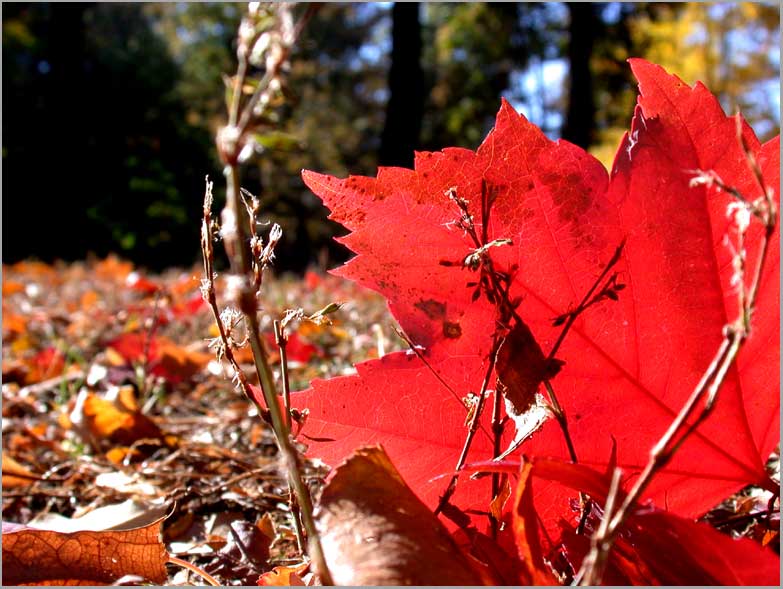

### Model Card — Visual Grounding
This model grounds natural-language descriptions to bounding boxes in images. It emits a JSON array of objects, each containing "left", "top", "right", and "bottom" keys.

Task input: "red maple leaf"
[{"left": 292, "top": 60, "right": 779, "bottom": 531}]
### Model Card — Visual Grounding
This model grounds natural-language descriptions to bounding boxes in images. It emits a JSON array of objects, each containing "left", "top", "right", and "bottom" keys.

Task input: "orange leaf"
[
  {"left": 10, "top": 260, "right": 56, "bottom": 277},
  {"left": 153, "top": 342, "right": 211, "bottom": 384},
  {"left": 94, "top": 256, "right": 133, "bottom": 281},
  {"left": 512, "top": 461, "right": 558, "bottom": 585},
  {"left": 73, "top": 388, "right": 163, "bottom": 447},
  {"left": 1, "top": 519, "right": 168, "bottom": 585},
  {"left": 488, "top": 475, "right": 512, "bottom": 522},
  {"left": 2, "top": 452, "right": 41, "bottom": 488},
  {"left": 2, "top": 313, "right": 27, "bottom": 337},
  {"left": 80, "top": 290, "right": 99, "bottom": 310},
  {"left": 2, "top": 280, "right": 25, "bottom": 296},
  {"left": 258, "top": 563, "right": 308, "bottom": 586}
]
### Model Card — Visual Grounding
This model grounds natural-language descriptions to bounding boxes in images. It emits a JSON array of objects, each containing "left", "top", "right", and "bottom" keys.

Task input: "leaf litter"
[{"left": 2, "top": 256, "right": 401, "bottom": 585}]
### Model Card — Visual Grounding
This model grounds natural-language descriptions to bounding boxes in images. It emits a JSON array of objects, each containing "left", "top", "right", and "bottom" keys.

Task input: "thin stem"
[
  {"left": 229, "top": 46, "right": 248, "bottom": 127},
  {"left": 543, "top": 380, "right": 578, "bottom": 464},
  {"left": 168, "top": 556, "right": 220, "bottom": 587},
  {"left": 223, "top": 163, "right": 332, "bottom": 585},
  {"left": 273, "top": 319, "right": 306, "bottom": 554},
  {"left": 202, "top": 182, "right": 309, "bottom": 563},
  {"left": 236, "top": 5, "right": 319, "bottom": 137},
  {"left": 549, "top": 239, "right": 625, "bottom": 360},
  {"left": 274, "top": 320, "right": 293, "bottom": 430},
  {"left": 575, "top": 467, "right": 623, "bottom": 586},
  {"left": 543, "top": 379, "right": 591, "bottom": 534},
  {"left": 435, "top": 336, "right": 501, "bottom": 518},
  {"left": 490, "top": 376, "right": 504, "bottom": 539}
]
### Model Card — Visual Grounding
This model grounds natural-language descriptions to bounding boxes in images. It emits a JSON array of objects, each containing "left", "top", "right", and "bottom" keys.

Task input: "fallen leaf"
[
  {"left": 258, "top": 562, "right": 308, "bottom": 586},
  {"left": 154, "top": 341, "right": 212, "bottom": 384},
  {"left": 24, "top": 347, "right": 66, "bottom": 385},
  {"left": 94, "top": 256, "right": 133, "bottom": 281},
  {"left": 107, "top": 332, "right": 159, "bottom": 365},
  {"left": 2, "top": 452, "right": 41, "bottom": 488},
  {"left": 126, "top": 271, "right": 160, "bottom": 295},
  {"left": 293, "top": 60, "right": 779, "bottom": 534},
  {"left": 28, "top": 499, "right": 169, "bottom": 533},
  {"left": 2, "top": 279, "right": 25, "bottom": 296},
  {"left": 2, "top": 516, "right": 168, "bottom": 585},
  {"left": 106, "top": 333, "right": 209, "bottom": 384},
  {"left": 451, "top": 526, "right": 522, "bottom": 586},
  {"left": 316, "top": 445, "right": 490, "bottom": 585},
  {"left": 69, "top": 387, "right": 163, "bottom": 448},
  {"left": 2, "top": 312, "right": 27, "bottom": 338}
]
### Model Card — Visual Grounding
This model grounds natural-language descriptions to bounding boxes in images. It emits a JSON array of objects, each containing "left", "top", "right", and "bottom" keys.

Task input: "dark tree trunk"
[
  {"left": 562, "top": 3, "right": 597, "bottom": 148},
  {"left": 379, "top": 2, "right": 424, "bottom": 168}
]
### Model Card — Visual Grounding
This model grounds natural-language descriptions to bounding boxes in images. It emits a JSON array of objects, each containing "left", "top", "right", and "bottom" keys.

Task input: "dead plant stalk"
[{"left": 201, "top": 3, "right": 332, "bottom": 584}]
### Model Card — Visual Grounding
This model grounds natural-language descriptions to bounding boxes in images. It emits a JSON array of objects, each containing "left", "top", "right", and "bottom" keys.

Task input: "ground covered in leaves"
[{"left": 2, "top": 257, "right": 404, "bottom": 585}]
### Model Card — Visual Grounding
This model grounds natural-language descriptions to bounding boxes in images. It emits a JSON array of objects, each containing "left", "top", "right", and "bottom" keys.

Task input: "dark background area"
[{"left": 3, "top": 2, "right": 779, "bottom": 272}]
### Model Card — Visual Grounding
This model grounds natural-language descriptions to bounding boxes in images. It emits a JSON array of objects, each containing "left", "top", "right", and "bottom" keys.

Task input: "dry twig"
[{"left": 202, "top": 3, "right": 331, "bottom": 584}]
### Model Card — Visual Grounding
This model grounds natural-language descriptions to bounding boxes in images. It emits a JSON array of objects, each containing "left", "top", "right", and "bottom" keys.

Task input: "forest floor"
[
  {"left": 1, "top": 257, "right": 404, "bottom": 585},
  {"left": 2, "top": 258, "right": 779, "bottom": 585}
]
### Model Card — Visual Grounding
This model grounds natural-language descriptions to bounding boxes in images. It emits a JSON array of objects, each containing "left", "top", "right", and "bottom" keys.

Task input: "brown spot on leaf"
[
  {"left": 414, "top": 299, "right": 446, "bottom": 320},
  {"left": 443, "top": 321, "right": 462, "bottom": 339}
]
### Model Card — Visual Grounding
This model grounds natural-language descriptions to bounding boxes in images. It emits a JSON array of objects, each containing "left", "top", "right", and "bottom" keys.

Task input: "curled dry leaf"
[
  {"left": 495, "top": 322, "right": 556, "bottom": 457},
  {"left": 315, "top": 445, "right": 490, "bottom": 586},
  {"left": 1, "top": 517, "right": 168, "bottom": 585}
]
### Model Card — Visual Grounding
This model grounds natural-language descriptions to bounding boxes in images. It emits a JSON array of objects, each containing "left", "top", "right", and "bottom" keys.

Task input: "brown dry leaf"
[
  {"left": 258, "top": 563, "right": 309, "bottom": 586},
  {"left": 488, "top": 475, "right": 512, "bottom": 522},
  {"left": 2, "top": 452, "right": 41, "bottom": 488},
  {"left": 1, "top": 518, "right": 168, "bottom": 585},
  {"left": 2, "top": 359, "right": 28, "bottom": 384},
  {"left": 495, "top": 322, "right": 557, "bottom": 457},
  {"left": 495, "top": 322, "right": 553, "bottom": 416},
  {"left": 315, "top": 445, "right": 489, "bottom": 586}
]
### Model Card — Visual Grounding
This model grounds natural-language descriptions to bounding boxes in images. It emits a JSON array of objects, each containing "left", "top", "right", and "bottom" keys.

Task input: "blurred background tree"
[{"left": 3, "top": 2, "right": 779, "bottom": 272}]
